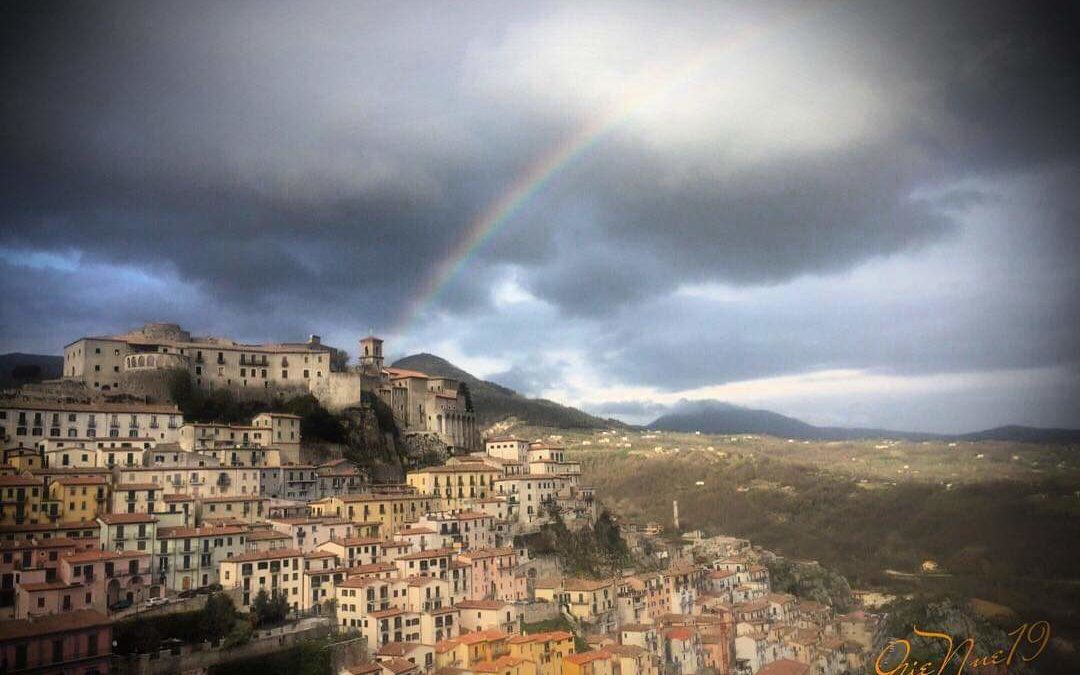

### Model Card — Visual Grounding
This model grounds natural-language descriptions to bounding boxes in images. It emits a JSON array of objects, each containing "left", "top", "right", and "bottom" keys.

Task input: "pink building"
[
  {"left": 14, "top": 548, "right": 152, "bottom": 618},
  {"left": 1, "top": 537, "right": 79, "bottom": 610},
  {"left": 458, "top": 548, "right": 527, "bottom": 601},
  {"left": 0, "top": 609, "right": 112, "bottom": 675}
]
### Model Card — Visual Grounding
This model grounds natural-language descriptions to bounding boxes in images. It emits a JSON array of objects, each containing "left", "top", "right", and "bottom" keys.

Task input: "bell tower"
[{"left": 359, "top": 335, "right": 384, "bottom": 371}]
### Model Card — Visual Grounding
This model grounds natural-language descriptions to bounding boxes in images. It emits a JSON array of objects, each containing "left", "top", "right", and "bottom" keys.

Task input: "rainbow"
[{"left": 395, "top": 0, "right": 835, "bottom": 336}]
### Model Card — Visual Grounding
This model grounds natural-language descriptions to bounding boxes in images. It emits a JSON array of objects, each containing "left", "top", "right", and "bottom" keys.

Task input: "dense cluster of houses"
[{"left": 0, "top": 335, "right": 878, "bottom": 675}]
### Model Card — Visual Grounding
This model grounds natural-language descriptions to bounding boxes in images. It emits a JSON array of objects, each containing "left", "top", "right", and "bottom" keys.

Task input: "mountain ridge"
[
  {"left": 648, "top": 400, "right": 1080, "bottom": 444},
  {"left": 4, "top": 351, "right": 1076, "bottom": 442},
  {"left": 0, "top": 352, "right": 64, "bottom": 388}
]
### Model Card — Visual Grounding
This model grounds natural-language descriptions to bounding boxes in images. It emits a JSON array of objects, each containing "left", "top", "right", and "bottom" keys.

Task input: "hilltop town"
[{"left": 0, "top": 324, "right": 882, "bottom": 675}]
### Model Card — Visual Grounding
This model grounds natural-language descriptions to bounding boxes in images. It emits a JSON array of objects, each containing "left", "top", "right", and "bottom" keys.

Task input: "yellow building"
[
  {"left": 507, "top": 631, "right": 576, "bottom": 675},
  {"left": 562, "top": 651, "right": 614, "bottom": 675},
  {"left": 219, "top": 547, "right": 305, "bottom": 612},
  {"left": 406, "top": 465, "right": 502, "bottom": 509},
  {"left": 439, "top": 629, "right": 512, "bottom": 669},
  {"left": 472, "top": 655, "right": 536, "bottom": 675},
  {"left": 0, "top": 474, "right": 45, "bottom": 526},
  {"left": 534, "top": 578, "right": 616, "bottom": 629},
  {"left": 3, "top": 448, "right": 43, "bottom": 472},
  {"left": 312, "top": 493, "right": 440, "bottom": 537},
  {"left": 46, "top": 476, "right": 109, "bottom": 522}
]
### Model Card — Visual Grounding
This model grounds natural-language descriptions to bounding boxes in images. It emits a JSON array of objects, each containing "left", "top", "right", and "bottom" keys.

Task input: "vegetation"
[
  {"left": 251, "top": 589, "right": 291, "bottom": 626},
  {"left": 877, "top": 595, "right": 1071, "bottom": 675},
  {"left": 168, "top": 372, "right": 345, "bottom": 442},
  {"left": 329, "top": 347, "right": 349, "bottom": 372},
  {"left": 765, "top": 557, "right": 854, "bottom": 612},
  {"left": 207, "top": 639, "right": 334, "bottom": 675},
  {"left": 497, "top": 425, "right": 1080, "bottom": 655},
  {"left": 531, "top": 506, "right": 630, "bottom": 578},
  {"left": 0, "top": 353, "right": 62, "bottom": 387},
  {"left": 114, "top": 594, "right": 243, "bottom": 653}
]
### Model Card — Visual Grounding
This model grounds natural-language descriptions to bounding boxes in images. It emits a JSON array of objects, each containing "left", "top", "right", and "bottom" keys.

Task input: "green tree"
[
  {"left": 202, "top": 592, "right": 238, "bottom": 640},
  {"left": 252, "top": 589, "right": 290, "bottom": 626}
]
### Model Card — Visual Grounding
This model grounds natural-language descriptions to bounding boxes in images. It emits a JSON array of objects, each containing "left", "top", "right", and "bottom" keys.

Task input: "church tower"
[{"left": 359, "top": 335, "right": 384, "bottom": 371}]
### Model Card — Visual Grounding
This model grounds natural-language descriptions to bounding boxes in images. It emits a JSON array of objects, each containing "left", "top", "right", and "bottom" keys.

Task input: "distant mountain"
[
  {"left": 0, "top": 353, "right": 63, "bottom": 389},
  {"left": 956, "top": 425, "right": 1080, "bottom": 444},
  {"left": 391, "top": 353, "right": 622, "bottom": 429},
  {"left": 649, "top": 400, "right": 1080, "bottom": 444}
]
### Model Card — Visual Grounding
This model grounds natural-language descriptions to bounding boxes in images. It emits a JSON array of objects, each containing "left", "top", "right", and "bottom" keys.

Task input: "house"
[
  {"left": 534, "top": 578, "right": 616, "bottom": 631},
  {"left": 45, "top": 476, "right": 109, "bottom": 523},
  {"left": 312, "top": 493, "right": 440, "bottom": 538},
  {"left": 0, "top": 474, "right": 46, "bottom": 526},
  {"left": 506, "top": 631, "right": 575, "bottom": 675},
  {"left": 455, "top": 599, "right": 518, "bottom": 634},
  {"left": 218, "top": 548, "right": 304, "bottom": 612},
  {"left": 492, "top": 476, "right": 564, "bottom": 526},
  {"left": 156, "top": 524, "right": 247, "bottom": 591},
  {"left": 457, "top": 548, "right": 528, "bottom": 602},
  {"left": 376, "top": 641, "right": 436, "bottom": 673},
  {"left": 15, "top": 549, "right": 153, "bottom": 618},
  {"left": 0, "top": 609, "right": 113, "bottom": 675},
  {"left": 606, "top": 644, "right": 659, "bottom": 675},
  {"left": 562, "top": 651, "right": 613, "bottom": 675},
  {"left": 301, "top": 550, "right": 345, "bottom": 611},
  {"left": 407, "top": 465, "right": 502, "bottom": 510},
  {"left": 267, "top": 516, "right": 356, "bottom": 553},
  {"left": 96, "top": 513, "right": 158, "bottom": 554},
  {"left": 663, "top": 627, "right": 702, "bottom": 675},
  {"left": 756, "top": 659, "right": 810, "bottom": 675},
  {"left": 198, "top": 495, "right": 266, "bottom": 523},
  {"left": 0, "top": 399, "right": 183, "bottom": 446}
]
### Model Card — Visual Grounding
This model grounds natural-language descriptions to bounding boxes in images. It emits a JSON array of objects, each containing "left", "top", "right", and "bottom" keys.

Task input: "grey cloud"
[{"left": 0, "top": 0, "right": 1078, "bottom": 434}]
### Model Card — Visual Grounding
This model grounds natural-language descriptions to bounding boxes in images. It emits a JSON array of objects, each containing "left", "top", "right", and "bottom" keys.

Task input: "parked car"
[
  {"left": 108, "top": 598, "right": 132, "bottom": 611},
  {"left": 145, "top": 596, "right": 169, "bottom": 608},
  {"left": 208, "top": 583, "right": 223, "bottom": 592},
  {"left": 178, "top": 588, "right": 198, "bottom": 599}
]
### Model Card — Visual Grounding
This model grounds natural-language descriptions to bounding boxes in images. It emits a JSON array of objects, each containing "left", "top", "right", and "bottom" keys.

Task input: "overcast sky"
[{"left": 2, "top": 1, "right": 1078, "bottom": 432}]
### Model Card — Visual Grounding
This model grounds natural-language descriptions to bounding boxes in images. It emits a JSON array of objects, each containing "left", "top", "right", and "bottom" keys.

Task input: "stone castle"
[{"left": 61, "top": 322, "right": 478, "bottom": 452}]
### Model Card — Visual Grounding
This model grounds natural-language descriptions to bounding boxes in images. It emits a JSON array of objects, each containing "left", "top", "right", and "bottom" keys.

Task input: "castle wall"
[{"left": 306, "top": 371, "right": 363, "bottom": 412}]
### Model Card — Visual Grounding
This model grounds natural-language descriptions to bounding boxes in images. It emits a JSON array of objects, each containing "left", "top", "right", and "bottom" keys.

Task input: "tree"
[
  {"left": 202, "top": 592, "right": 238, "bottom": 640},
  {"left": 11, "top": 364, "right": 42, "bottom": 382},
  {"left": 251, "top": 589, "right": 290, "bottom": 626},
  {"left": 251, "top": 589, "right": 271, "bottom": 625},
  {"left": 458, "top": 382, "right": 474, "bottom": 413},
  {"left": 330, "top": 348, "right": 350, "bottom": 372}
]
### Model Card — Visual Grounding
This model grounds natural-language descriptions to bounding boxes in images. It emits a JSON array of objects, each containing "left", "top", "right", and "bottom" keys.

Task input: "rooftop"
[{"left": 0, "top": 610, "right": 111, "bottom": 639}]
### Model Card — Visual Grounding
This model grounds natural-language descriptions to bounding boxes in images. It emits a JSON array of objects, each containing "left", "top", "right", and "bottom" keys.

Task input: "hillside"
[
  {"left": 649, "top": 399, "right": 1080, "bottom": 443},
  {"left": 0, "top": 352, "right": 63, "bottom": 388},
  {"left": 391, "top": 353, "right": 621, "bottom": 429}
]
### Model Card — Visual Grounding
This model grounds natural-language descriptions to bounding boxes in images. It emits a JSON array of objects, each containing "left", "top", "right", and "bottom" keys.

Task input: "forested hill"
[
  {"left": 391, "top": 353, "right": 622, "bottom": 429},
  {"left": 0, "top": 353, "right": 63, "bottom": 388}
]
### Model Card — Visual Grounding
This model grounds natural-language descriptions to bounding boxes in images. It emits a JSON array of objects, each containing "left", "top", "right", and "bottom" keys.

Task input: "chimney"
[
  {"left": 308, "top": 335, "right": 321, "bottom": 345},
  {"left": 673, "top": 500, "right": 680, "bottom": 531}
]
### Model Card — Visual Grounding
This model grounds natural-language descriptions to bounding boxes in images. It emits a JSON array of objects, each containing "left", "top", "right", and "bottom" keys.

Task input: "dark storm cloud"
[{"left": 1, "top": 0, "right": 1078, "bottom": 424}]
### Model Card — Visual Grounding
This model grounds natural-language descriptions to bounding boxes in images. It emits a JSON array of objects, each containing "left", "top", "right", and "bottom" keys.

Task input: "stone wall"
[{"left": 307, "top": 371, "right": 363, "bottom": 412}]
